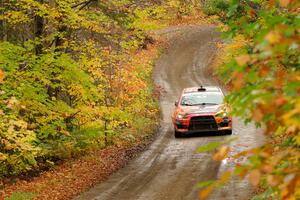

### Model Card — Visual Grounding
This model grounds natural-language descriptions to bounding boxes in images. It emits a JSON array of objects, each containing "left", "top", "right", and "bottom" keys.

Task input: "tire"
[
  {"left": 225, "top": 130, "right": 232, "bottom": 135},
  {"left": 175, "top": 131, "right": 183, "bottom": 138}
]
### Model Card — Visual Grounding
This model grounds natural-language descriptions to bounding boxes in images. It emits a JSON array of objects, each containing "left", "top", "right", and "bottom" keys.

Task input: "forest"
[
  {"left": 1, "top": 0, "right": 300, "bottom": 200},
  {"left": 0, "top": 0, "right": 199, "bottom": 177}
]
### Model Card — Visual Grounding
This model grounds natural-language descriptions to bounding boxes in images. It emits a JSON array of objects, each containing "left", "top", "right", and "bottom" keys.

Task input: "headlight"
[
  {"left": 176, "top": 114, "right": 183, "bottom": 120},
  {"left": 216, "top": 111, "right": 228, "bottom": 118}
]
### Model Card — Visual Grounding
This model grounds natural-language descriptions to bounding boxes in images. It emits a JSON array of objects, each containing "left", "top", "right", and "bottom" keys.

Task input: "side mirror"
[{"left": 175, "top": 101, "right": 178, "bottom": 106}]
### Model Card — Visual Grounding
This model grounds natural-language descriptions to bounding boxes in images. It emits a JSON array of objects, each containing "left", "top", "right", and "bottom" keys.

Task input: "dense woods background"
[
  {"left": 1, "top": 0, "right": 300, "bottom": 200},
  {"left": 0, "top": 0, "right": 199, "bottom": 178}
]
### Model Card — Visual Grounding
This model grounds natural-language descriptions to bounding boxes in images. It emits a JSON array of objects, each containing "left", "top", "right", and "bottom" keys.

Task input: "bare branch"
[
  {"left": 71, "top": 0, "right": 90, "bottom": 9},
  {"left": 78, "top": 0, "right": 96, "bottom": 10},
  {"left": 71, "top": 0, "right": 96, "bottom": 10}
]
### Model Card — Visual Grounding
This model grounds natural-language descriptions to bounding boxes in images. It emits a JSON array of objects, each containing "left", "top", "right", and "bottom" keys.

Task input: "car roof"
[{"left": 182, "top": 86, "right": 222, "bottom": 94}]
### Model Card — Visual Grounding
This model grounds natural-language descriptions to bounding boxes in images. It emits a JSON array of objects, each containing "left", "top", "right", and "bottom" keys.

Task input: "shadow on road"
[{"left": 177, "top": 131, "right": 231, "bottom": 138}]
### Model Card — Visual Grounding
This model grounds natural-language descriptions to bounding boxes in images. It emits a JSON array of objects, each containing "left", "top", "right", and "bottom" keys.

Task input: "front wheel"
[
  {"left": 175, "top": 131, "right": 183, "bottom": 138},
  {"left": 224, "top": 130, "right": 232, "bottom": 135}
]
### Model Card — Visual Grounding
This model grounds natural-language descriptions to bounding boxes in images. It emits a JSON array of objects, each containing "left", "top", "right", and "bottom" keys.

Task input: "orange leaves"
[
  {"left": 198, "top": 171, "right": 232, "bottom": 200},
  {"left": 261, "top": 164, "right": 273, "bottom": 174},
  {"left": 249, "top": 169, "right": 261, "bottom": 186},
  {"left": 252, "top": 98, "right": 287, "bottom": 124},
  {"left": 274, "top": 67, "right": 287, "bottom": 88},
  {"left": 248, "top": 8, "right": 257, "bottom": 18},
  {"left": 281, "top": 175, "right": 300, "bottom": 200},
  {"left": 213, "top": 146, "right": 230, "bottom": 161},
  {"left": 252, "top": 108, "right": 264, "bottom": 122},
  {"left": 231, "top": 71, "right": 244, "bottom": 90},
  {"left": 0, "top": 69, "right": 4, "bottom": 83},
  {"left": 258, "top": 65, "right": 270, "bottom": 77},
  {"left": 235, "top": 54, "right": 250, "bottom": 66},
  {"left": 199, "top": 185, "right": 214, "bottom": 200},
  {"left": 279, "top": 0, "right": 291, "bottom": 7},
  {"left": 275, "top": 96, "right": 287, "bottom": 107},
  {"left": 237, "top": 166, "right": 248, "bottom": 179},
  {"left": 267, "top": 175, "right": 281, "bottom": 187},
  {"left": 209, "top": 0, "right": 300, "bottom": 199},
  {"left": 220, "top": 171, "right": 232, "bottom": 183}
]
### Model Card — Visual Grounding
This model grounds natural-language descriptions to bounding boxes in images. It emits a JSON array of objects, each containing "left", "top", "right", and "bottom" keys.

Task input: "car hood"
[{"left": 178, "top": 104, "right": 225, "bottom": 115}]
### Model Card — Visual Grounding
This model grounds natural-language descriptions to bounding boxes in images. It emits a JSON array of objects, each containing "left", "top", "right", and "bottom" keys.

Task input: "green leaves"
[
  {"left": 0, "top": 0, "right": 201, "bottom": 178},
  {"left": 196, "top": 180, "right": 216, "bottom": 189},
  {"left": 196, "top": 141, "right": 223, "bottom": 153},
  {"left": 204, "top": 0, "right": 300, "bottom": 199},
  {"left": 196, "top": 136, "right": 237, "bottom": 153},
  {"left": 5, "top": 192, "right": 34, "bottom": 200}
]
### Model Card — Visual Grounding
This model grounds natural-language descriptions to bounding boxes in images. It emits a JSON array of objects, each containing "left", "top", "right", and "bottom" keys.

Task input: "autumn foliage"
[
  {"left": 0, "top": 0, "right": 196, "bottom": 178},
  {"left": 198, "top": 0, "right": 300, "bottom": 199}
]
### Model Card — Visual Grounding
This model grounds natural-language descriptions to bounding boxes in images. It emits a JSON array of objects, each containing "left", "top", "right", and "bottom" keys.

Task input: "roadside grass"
[{"left": 5, "top": 192, "right": 34, "bottom": 200}]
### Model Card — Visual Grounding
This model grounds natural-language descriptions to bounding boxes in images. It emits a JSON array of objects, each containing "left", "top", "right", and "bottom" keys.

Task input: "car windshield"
[{"left": 180, "top": 92, "right": 224, "bottom": 106}]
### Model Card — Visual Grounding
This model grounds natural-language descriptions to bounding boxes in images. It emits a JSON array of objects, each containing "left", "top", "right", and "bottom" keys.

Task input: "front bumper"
[{"left": 174, "top": 115, "right": 232, "bottom": 133}]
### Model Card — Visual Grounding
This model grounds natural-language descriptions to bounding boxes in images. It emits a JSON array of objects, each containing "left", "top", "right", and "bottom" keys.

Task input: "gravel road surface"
[{"left": 74, "top": 25, "right": 264, "bottom": 200}]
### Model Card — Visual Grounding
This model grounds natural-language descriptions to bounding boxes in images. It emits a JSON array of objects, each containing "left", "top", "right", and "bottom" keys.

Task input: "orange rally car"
[{"left": 172, "top": 86, "right": 232, "bottom": 138}]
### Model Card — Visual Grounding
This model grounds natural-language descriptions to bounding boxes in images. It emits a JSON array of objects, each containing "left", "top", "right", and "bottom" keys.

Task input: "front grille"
[
  {"left": 189, "top": 116, "right": 218, "bottom": 131},
  {"left": 177, "top": 124, "right": 188, "bottom": 129}
]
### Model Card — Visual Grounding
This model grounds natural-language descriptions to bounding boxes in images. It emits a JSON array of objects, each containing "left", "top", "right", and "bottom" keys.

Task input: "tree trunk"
[
  {"left": 54, "top": 25, "right": 67, "bottom": 50},
  {"left": 34, "top": 0, "right": 44, "bottom": 54},
  {"left": 0, "top": 0, "right": 7, "bottom": 41}
]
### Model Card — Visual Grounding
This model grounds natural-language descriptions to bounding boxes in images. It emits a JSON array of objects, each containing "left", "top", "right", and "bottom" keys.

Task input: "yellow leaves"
[
  {"left": 227, "top": 35, "right": 247, "bottom": 51},
  {"left": 61, "top": 130, "right": 71, "bottom": 136},
  {"left": 293, "top": 135, "right": 300, "bottom": 146},
  {"left": 265, "top": 29, "right": 282, "bottom": 44},
  {"left": 4, "top": 11, "right": 31, "bottom": 24},
  {"left": 213, "top": 146, "right": 230, "bottom": 161},
  {"left": 7, "top": 97, "right": 20, "bottom": 109},
  {"left": 282, "top": 99, "right": 300, "bottom": 130},
  {"left": 208, "top": 1, "right": 300, "bottom": 199},
  {"left": 0, "top": 69, "right": 4, "bottom": 83},
  {"left": 235, "top": 54, "right": 250, "bottom": 66},
  {"left": 249, "top": 169, "right": 261, "bottom": 186},
  {"left": 0, "top": 153, "right": 7, "bottom": 161}
]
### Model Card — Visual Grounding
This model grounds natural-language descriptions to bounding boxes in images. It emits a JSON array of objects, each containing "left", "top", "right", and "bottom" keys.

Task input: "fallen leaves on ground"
[{"left": 1, "top": 139, "right": 151, "bottom": 200}]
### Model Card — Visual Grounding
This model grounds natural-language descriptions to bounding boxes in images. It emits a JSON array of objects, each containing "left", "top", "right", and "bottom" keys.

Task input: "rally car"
[{"left": 172, "top": 86, "right": 232, "bottom": 138}]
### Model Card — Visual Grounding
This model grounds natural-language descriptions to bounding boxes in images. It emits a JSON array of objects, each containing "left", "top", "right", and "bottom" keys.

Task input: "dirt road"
[{"left": 75, "top": 25, "right": 263, "bottom": 200}]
